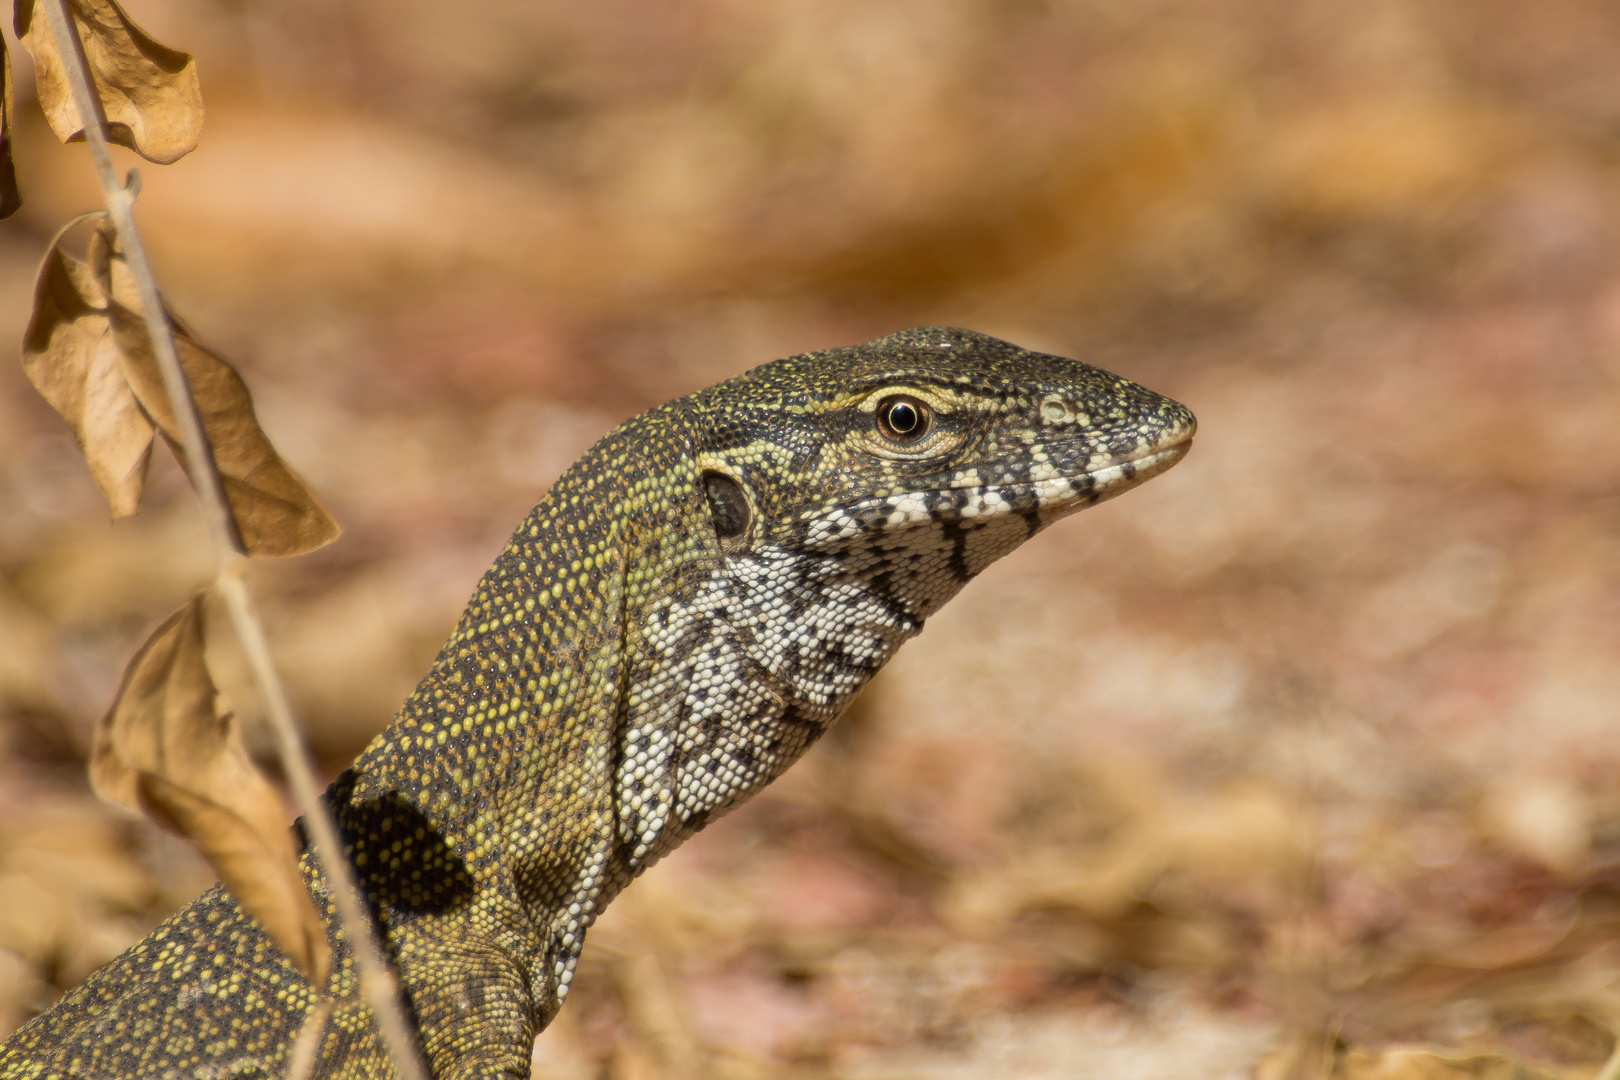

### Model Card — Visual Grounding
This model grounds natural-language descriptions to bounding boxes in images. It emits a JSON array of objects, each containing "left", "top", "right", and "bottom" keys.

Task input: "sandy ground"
[{"left": 5, "top": 0, "right": 1620, "bottom": 1075}]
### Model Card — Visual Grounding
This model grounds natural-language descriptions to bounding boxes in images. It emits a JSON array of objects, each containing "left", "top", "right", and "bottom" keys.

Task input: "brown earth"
[{"left": 5, "top": 0, "right": 1620, "bottom": 1076}]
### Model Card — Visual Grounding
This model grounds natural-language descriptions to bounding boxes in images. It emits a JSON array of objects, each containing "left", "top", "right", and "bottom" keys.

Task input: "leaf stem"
[{"left": 36, "top": 3, "right": 430, "bottom": 1078}]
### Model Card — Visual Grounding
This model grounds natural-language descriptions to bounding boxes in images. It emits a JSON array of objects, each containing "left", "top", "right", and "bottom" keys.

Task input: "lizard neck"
[
  {"left": 344, "top": 409, "right": 699, "bottom": 1022},
  {"left": 335, "top": 399, "right": 1017, "bottom": 1028}
]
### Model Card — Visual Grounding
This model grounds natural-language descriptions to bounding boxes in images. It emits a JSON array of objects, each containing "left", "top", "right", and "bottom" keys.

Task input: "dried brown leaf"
[
  {"left": 91, "top": 596, "right": 331, "bottom": 983},
  {"left": 15, "top": 0, "right": 203, "bottom": 164},
  {"left": 88, "top": 222, "right": 341, "bottom": 556},
  {"left": 22, "top": 215, "right": 153, "bottom": 517},
  {"left": 0, "top": 40, "right": 21, "bottom": 218}
]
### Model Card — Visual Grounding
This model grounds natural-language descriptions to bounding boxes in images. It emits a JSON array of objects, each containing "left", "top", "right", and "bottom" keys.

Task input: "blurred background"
[{"left": 4, "top": 0, "right": 1620, "bottom": 1076}]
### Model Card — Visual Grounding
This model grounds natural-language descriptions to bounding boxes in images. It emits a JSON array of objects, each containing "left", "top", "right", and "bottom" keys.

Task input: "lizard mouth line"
[
  {"left": 806, "top": 440, "right": 1198, "bottom": 540},
  {"left": 803, "top": 438, "right": 1193, "bottom": 544},
  {"left": 1090, "top": 440, "right": 1191, "bottom": 484},
  {"left": 1048, "top": 438, "right": 1191, "bottom": 503},
  {"left": 954, "top": 439, "right": 1192, "bottom": 522}
]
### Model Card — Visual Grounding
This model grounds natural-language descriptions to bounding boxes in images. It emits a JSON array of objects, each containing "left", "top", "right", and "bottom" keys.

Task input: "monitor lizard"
[{"left": 0, "top": 326, "right": 1195, "bottom": 1078}]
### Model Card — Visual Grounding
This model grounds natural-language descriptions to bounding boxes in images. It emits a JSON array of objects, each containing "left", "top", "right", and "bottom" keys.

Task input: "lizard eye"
[{"left": 876, "top": 395, "right": 930, "bottom": 442}]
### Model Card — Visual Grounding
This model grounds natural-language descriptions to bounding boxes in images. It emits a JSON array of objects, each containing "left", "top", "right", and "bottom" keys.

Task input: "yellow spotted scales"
[{"left": 1, "top": 328, "right": 1195, "bottom": 1078}]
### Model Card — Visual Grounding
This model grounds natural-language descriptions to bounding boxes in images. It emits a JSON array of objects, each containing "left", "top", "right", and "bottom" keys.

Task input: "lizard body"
[{"left": 1, "top": 327, "right": 1194, "bottom": 1078}]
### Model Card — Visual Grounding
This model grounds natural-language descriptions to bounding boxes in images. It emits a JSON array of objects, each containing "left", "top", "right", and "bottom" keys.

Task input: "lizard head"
[
  {"left": 676, "top": 324, "right": 1195, "bottom": 718},
  {"left": 604, "top": 326, "right": 1195, "bottom": 871},
  {"left": 692, "top": 324, "right": 1194, "bottom": 605}
]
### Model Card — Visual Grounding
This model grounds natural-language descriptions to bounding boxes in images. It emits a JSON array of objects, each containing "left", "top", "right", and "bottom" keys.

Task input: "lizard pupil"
[
  {"left": 703, "top": 471, "right": 751, "bottom": 540},
  {"left": 877, "top": 395, "right": 929, "bottom": 441}
]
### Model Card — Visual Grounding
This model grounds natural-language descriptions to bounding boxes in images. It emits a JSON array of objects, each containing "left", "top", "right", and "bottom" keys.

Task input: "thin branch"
[{"left": 36, "top": 4, "right": 430, "bottom": 1078}]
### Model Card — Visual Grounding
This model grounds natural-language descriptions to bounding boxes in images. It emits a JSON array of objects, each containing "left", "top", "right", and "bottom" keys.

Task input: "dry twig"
[{"left": 34, "top": 1, "right": 429, "bottom": 1075}]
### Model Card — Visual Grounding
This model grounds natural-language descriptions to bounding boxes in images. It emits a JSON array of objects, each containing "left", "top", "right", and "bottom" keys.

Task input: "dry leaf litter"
[{"left": 4, "top": 0, "right": 1620, "bottom": 1077}]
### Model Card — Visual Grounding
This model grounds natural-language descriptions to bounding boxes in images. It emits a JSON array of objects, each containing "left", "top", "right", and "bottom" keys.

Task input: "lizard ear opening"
[{"left": 703, "top": 471, "right": 752, "bottom": 543}]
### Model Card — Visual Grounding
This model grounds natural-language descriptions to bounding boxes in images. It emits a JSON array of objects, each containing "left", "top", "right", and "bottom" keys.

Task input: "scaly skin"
[{"left": 1, "top": 327, "right": 1195, "bottom": 1078}]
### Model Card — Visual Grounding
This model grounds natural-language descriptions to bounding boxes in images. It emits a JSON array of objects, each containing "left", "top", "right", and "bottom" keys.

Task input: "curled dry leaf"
[
  {"left": 90, "top": 596, "right": 331, "bottom": 984},
  {"left": 90, "top": 222, "right": 341, "bottom": 555},
  {"left": 15, "top": 0, "right": 203, "bottom": 164},
  {"left": 0, "top": 41, "right": 21, "bottom": 218},
  {"left": 22, "top": 215, "right": 154, "bottom": 517},
  {"left": 21, "top": 217, "right": 340, "bottom": 553}
]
